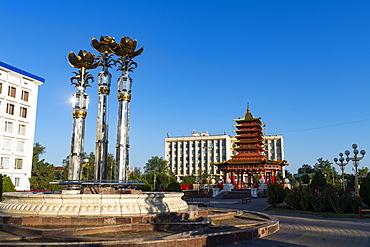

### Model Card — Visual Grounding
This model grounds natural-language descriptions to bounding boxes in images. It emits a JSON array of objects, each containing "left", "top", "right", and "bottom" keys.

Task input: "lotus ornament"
[
  {"left": 91, "top": 36, "right": 116, "bottom": 54},
  {"left": 68, "top": 50, "right": 99, "bottom": 70},
  {"left": 113, "top": 36, "right": 144, "bottom": 58}
]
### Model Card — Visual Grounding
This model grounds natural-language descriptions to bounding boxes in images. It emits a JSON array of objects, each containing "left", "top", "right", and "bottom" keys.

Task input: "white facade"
[
  {"left": 0, "top": 62, "right": 44, "bottom": 190},
  {"left": 165, "top": 133, "right": 285, "bottom": 180},
  {"left": 263, "top": 135, "right": 284, "bottom": 161},
  {"left": 165, "top": 132, "right": 233, "bottom": 180}
]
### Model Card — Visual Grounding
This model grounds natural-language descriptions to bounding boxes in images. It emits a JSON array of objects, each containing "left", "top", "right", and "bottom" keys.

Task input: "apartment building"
[
  {"left": 0, "top": 61, "right": 44, "bottom": 190},
  {"left": 263, "top": 135, "right": 284, "bottom": 161},
  {"left": 165, "top": 132, "right": 233, "bottom": 180}
]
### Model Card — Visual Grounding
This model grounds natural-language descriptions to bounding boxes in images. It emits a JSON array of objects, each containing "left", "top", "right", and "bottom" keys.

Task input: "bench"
[
  {"left": 359, "top": 207, "right": 370, "bottom": 219},
  {"left": 182, "top": 194, "right": 211, "bottom": 207},
  {"left": 242, "top": 196, "right": 251, "bottom": 204}
]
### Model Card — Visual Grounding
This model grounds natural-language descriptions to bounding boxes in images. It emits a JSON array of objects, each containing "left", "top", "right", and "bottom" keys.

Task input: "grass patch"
[{"left": 264, "top": 204, "right": 360, "bottom": 218}]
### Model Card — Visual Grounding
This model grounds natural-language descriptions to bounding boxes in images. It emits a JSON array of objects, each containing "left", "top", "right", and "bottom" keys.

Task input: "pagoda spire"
[{"left": 243, "top": 102, "right": 256, "bottom": 120}]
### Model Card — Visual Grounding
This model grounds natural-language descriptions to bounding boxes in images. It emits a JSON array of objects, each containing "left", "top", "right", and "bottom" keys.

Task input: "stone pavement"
[{"left": 211, "top": 198, "right": 370, "bottom": 247}]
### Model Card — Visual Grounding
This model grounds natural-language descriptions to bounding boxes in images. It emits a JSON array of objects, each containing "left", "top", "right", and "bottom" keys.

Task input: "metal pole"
[
  {"left": 67, "top": 51, "right": 98, "bottom": 187},
  {"left": 115, "top": 71, "right": 131, "bottom": 181},
  {"left": 94, "top": 61, "right": 111, "bottom": 181},
  {"left": 112, "top": 37, "right": 144, "bottom": 182},
  {"left": 91, "top": 37, "right": 115, "bottom": 182}
]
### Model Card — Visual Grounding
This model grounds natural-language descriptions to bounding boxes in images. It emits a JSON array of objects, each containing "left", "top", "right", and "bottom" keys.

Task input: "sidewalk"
[{"left": 211, "top": 197, "right": 370, "bottom": 247}]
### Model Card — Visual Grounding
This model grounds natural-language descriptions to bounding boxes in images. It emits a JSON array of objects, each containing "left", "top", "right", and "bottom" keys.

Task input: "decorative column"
[
  {"left": 113, "top": 37, "right": 144, "bottom": 181},
  {"left": 91, "top": 36, "right": 115, "bottom": 181},
  {"left": 67, "top": 50, "right": 98, "bottom": 183}
]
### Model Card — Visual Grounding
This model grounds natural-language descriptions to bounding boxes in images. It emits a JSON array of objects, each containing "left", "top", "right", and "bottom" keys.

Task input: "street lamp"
[
  {"left": 345, "top": 144, "right": 366, "bottom": 197},
  {"left": 334, "top": 153, "right": 349, "bottom": 191}
]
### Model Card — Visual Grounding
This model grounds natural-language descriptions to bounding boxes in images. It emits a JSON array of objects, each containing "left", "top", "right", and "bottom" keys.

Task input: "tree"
[
  {"left": 360, "top": 172, "right": 370, "bottom": 207},
  {"left": 196, "top": 169, "right": 210, "bottom": 184},
  {"left": 81, "top": 152, "right": 95, "bottom": 180},
  {"left": 267, "top": 184, "right": 285, "bottom": 207},
  {"left": 311, "top": 170, "right": 327, "bottom": 187},
  {"left": 298, "top": 164, "right": 315, "bottom": 174},
  {"left": 313, "top": 158, "right": 339, "bottom": 186},
  {"left": 144, "top": 156, "right": 169, "bottom": 174},
  {"left": 359, "top": 167, "right": 369, "bottom": 183},
  {"left": 30, "top": 143, "right": 56, "bottom": 190},
  {"left": 1, "top": 174, "right": 16, "bottom": 201},
  {"left": 182, "top": 175, "right": 196, "bottom": 185}
]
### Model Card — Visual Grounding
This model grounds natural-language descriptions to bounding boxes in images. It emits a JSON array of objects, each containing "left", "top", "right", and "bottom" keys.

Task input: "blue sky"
[{"left": 1, "top": 1, "right": 370, "bottom": 174}]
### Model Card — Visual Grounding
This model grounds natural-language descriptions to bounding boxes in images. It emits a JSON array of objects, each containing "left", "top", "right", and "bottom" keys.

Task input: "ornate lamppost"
[
  {"left": 113, "top": 37, "right": 144, "bottom": 181},
  {"left": 91, "top": 36, "right": 116, "bottom": 181},
  {"left": 345, "top": 144, "right": 366, "bottom": 196},
  {"left": 67, "top": 50, "right": 98, "bottom": 184},
  {"left": 334, "top": 153, "right": 349, "bottom": 191}
]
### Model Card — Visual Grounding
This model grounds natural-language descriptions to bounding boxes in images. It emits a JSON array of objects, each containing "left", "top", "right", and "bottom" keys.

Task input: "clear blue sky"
[{"left": 1, "top": 0, "right": 370, "bottom": 175}]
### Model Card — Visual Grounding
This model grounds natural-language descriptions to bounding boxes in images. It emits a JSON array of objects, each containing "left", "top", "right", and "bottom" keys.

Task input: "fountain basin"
[{"left": 0, "top": 192, "right": 188, "bottom": 216}]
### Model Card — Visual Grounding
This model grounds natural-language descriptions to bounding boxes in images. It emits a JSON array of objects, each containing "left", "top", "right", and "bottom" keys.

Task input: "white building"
[
  {"left": 165, "top": 132, "right": 285, "bottom": 181},
  {"left": 165, "top": 132, "right": 233, "bottom": 181},
  {"left": 0, "top": 62, "right": 44, "bottom": 190},
  {"left": 263, "top": 135, "right": 284, "bottom": 161}
]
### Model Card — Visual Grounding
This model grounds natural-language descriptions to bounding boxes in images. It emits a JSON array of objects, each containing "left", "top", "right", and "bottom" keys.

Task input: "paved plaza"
[{"left": 212, "top": 198, "right": 370, "bottom": 247}]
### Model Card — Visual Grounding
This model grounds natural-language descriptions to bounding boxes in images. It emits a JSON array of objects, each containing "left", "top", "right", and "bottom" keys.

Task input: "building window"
[
  {"left": 6, "top": 103, "right": 15, "bottom": 115},
  {"left": 14, "top": 158, "right": 23, "bottom": 169},
  {"left": 21, "top": 90, "right": 29, "bottom": 102},
  {"left": 3, "top": 138, "right": 12, "bottom": 151},
  {"left": 4, "top": 121, "right": 13, "bottom": 133},
  {"left": 17, "top": 141, "right": 25, "bottom": 153},
  {"left": 20, "top": 107, "right": 27, "bottom": 118},
  {"left": 14, "top": 177, "right": 20, "bottom": 187},
  {"left": 18, "top": 124, "right": 26, "bottom": 135},
  {"left": 8, "top": 86, "right": 16, "bottom": 98},
  {"left": 0, "top": 157, "right": 9, "bottom": 169}
]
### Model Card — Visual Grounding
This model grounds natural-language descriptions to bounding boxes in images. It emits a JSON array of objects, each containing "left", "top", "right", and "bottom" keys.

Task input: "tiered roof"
[{"left": 215, "top": 106, "right": 286, "bottom": 171}]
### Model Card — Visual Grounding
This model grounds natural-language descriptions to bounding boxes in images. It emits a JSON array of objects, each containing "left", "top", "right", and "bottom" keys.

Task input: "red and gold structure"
[{"left": 215, "top": 106, "right": 287, "bottom": 188}]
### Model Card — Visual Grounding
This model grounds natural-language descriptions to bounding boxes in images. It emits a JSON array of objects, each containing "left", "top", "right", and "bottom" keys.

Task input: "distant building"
[
  {"left": 165, "top": 131, "right": 285, "bottom": 182},
  {"left": 0, "top": 62, "right": 44, "bottom": 190},
  {"left": 164, "top": 132, "right": 233, "bottom": 181}
]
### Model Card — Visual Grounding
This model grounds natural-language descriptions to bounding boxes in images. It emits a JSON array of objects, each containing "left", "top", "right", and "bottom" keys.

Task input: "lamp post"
[
  {"left": 334, "top": 153, "right": 349, "bottom": 191},
  {"left": 345, "top": 144, "right": 366, "bottom": 196}
]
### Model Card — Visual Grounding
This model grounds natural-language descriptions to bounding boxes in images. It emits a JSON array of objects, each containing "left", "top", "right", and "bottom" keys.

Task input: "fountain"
[{"left": 0, "top": 36, "right": 188, "bottom": 218}]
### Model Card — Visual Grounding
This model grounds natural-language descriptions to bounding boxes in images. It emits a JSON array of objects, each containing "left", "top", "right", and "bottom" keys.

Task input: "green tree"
[
  {"left": 29, "top": 143, "right": 56, "bottom": 190},
  {"left": 196, "top": 169, "right": 210, "bottom": 184},
  {"left": 144, "top": 156, "right": 169, "bottom": 174},
  {"left": 182, "top": 175, "right": 196, "bottom": 184},
  {"left": 267, "top": 184, "right": 285, "bottom": 207},
  {"left": 311, "top": 170, "right": 327, "bottom": 187},
  {"left": 359, "top": 167, "right": 369, "bottom": 183},
  {"left": 107, "top": 153, "right": 115, "bottom": 180},
  {"left": 298, "top": 164, "right": 315, "bottom": 174},
  {"left": 143, "top": 156, "right": 173, "bottom": 191},
  {"left": 81, "top": 152, "right": 95, "bottom": 180},
  {"left": 313, "top": 158, "right": 338, "bottom": 186},
  {"left": 360, "top": 172, "right": 370, "bottom": 207},
  {"left": 1, "top": 174, "right": 16, "bottom": 201}
]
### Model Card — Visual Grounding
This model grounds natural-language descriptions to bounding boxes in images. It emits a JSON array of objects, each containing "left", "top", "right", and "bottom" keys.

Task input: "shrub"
[
  {"left": 309, "top": 189, "right": 326, "bottom": 212},
  {"left": 285, "top": 188, "right": 303, "bottom": 210},
  {"left": 300, "top": 192, "right": 313, "bottom": 211},
  {"left": 267, "top": 184, "right": 285, "bottom": 207}
]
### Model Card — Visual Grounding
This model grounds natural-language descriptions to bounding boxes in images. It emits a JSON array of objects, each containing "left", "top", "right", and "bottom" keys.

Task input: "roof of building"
[{"left": 0, "top": 61, "right": 45, "bottom": 83}]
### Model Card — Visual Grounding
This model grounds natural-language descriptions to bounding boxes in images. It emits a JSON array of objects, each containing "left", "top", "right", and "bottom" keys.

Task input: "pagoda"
[{"left": 215, "top": 106, "right": 287, "bottom": 188}]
